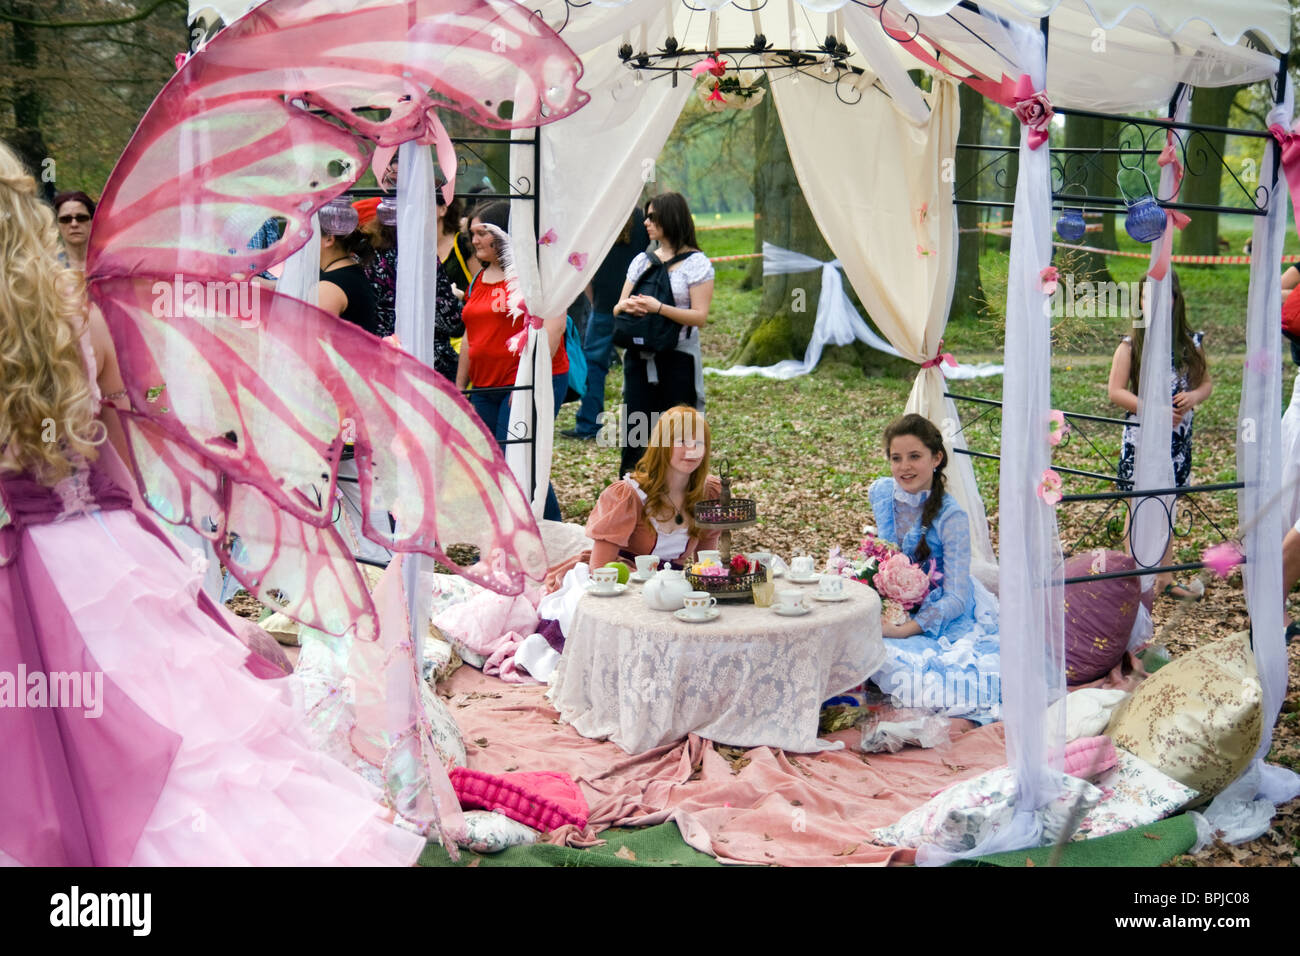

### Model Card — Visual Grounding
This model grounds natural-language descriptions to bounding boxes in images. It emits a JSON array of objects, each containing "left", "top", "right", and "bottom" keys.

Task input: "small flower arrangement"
[
  {"left": 693, "top": 56, "right": 765, "bottom": 112},
  {"left": 838, "top": 533, "right": 940, "bottom": 626}
]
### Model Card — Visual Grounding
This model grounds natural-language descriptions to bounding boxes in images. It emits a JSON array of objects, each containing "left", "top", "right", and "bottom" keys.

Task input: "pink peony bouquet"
[{"left": 838, "top": 532, "right": 941, "bottom": 626}]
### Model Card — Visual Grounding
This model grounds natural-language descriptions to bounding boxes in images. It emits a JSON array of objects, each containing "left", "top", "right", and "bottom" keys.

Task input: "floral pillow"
[
  {"left": 1064, "top": 550, "right": 1140, "bottom": 684},
  {"left": 1072, "top": 749, "right": 1199, "bottom": 841},
  {"left": 457, "top": 810, "right": 539, "bottom": 854},
  {"left": 872, "top": 767, "right": 1102, "bottom": 853},
  {"left": 1106, "top": 631, "right": 1261, "bottom": 800}
]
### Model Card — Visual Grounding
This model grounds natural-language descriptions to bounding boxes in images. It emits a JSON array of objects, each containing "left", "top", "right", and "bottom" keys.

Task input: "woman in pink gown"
[{"left": 0, "top": 142, "right": 425, "bottom": 866}]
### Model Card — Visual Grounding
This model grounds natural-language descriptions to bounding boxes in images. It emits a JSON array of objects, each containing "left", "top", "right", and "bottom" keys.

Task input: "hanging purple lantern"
[{"left": 1056, "top": 208, "right": 1086, "bottom": 242}]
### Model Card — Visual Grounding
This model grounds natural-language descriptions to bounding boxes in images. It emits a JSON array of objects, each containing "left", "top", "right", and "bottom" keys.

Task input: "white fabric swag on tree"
[{"left": 705, "top": 241, "right": 1004, "bottom": 381}]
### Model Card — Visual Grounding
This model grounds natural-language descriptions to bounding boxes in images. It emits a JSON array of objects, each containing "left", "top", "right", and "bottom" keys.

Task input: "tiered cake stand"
[{"left": 686, "top": 468, "right": 766, "bottom": 601}]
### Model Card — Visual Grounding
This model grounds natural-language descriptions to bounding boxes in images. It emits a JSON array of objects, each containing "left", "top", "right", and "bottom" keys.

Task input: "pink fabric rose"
[
  {"left": 1037, "top": 468, "right": 1063, "bottom": 506},
  {"left": 1013, "top": 85, "right": 1053, "bottom": 150},
  {"left": 1202, "top": 542, "right": 1244, "bottom": 578},
  {"left": 874, "top": 554, "right": 931, "bottom": 609},
  {"left": 538, "top": 228, "right": 558, "bottom": 246},
  {"left": 1039, "top": 266, "right": 1059, "bottom": 296}
]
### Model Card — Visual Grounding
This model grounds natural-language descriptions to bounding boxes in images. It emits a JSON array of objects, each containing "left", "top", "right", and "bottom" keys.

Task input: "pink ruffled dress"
[{"left": 0, "top": 341, "right": 425, "bottom": 867}]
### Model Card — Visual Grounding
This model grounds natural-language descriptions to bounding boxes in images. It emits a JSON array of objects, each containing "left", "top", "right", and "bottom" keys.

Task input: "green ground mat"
[
  {"left": 420, "top": 813, "right": 1196, "bottom": 868},
  {"left": 419, "top": 822, "right": 723, "bottom": 868},
  {"left": 953, "top": 813, "right": 1198, "bottom": 867}
]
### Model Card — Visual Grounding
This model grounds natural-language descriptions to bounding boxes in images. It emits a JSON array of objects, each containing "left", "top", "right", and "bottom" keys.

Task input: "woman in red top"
[{"left": 455, "top": 200, "right": 568, "bottom": 520}]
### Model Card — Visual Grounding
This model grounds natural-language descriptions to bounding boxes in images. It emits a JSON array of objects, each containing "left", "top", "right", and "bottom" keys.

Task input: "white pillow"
[
  {"left": 1046, "top": 688, "right": 1131, "bottom": 742},
  {"left": 457, "top": 810, "right": 539, "bottom": 854},
  {"left": 1073, "top": 749, "right": 1199, "bottom": 841},
  {"left": 873, "top": 767, "right": 1102, "bottom": 853}
]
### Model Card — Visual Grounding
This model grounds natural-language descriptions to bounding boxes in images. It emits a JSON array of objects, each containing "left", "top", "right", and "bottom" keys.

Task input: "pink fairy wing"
[
  {"left": 87, "top": 96, "right": 365, "bottom": 281},
  {"left": 118, "top": 410, "right": 226, "bottom": 542},
  {"left": 185, "top": 0, "right": 587, "bottom": 142},
  {"left": 221, "top": 481, "right": 379, "bottom": 641},
  {"left": 323, "top": 342, "right": 547, "bottom": 592},
  {"left": 118, "top": 411, "right": 377, "bottom": 640},
  {"left": 97, "top": 276, "right": 546, "bottom": 592},
  {"left": 349, "top": 556, "right": 467, "bottom": 851},
  {"left": 95, "top": 277, "right": 344, "bottom": 527}
]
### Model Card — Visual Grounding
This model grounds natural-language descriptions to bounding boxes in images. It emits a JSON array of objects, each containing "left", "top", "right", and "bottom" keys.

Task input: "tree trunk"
[
  {"left": 951, "top": 83, "right": 984, "bottom": 320},
  {"left": 1177, "top": 85, "right": 1241, "bottom": 257},
  {"left": 1063, "top": 111, "right": 1113, "bottom": 283},
  {"left": 740, "top": 78, "right": 769, "bottom": 292},
  {"left": 8, "top": 3, "right": 53, "bottom": 200},
  {"left": 732, "top": 86, "right": 825, "bottom": 366}
]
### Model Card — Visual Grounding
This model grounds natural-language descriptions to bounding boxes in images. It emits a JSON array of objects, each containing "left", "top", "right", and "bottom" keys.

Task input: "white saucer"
[
  {"left": 586, "top": 583, "right": 628, "bottom": 596},
  {"left": 628, "top": 571, "right": 654, "bottom": 583},
  {"left": 813, "top": 592, "right": 851, "bottom": 602},
  {"left": 772, "top": 604, "right": 811, "bottom": 617},
  {"left": 674, "top": 608, "right": 720, "bottom": 623},
  {"left": 785, "top": 573, "right": 820, "bottom": 585}
]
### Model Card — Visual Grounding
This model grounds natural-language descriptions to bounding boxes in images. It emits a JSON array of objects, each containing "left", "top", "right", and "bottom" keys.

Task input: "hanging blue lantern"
[
  {"left": 1056, "top": 208, "right": 1086, "bottom": 242},
  {"left": 1124, "top": 196, "right": 1166, "bottom": 244},
  {"left": 1118, "top": 167, "right": 1165, "bottom": 244}
]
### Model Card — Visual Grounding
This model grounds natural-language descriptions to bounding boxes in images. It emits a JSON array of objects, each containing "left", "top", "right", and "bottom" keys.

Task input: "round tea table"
[{"left": 549, "top": 578, "right": 884, "bottom": 755}]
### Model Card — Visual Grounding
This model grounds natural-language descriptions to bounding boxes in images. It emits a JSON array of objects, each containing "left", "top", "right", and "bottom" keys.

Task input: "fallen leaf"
[
  {"left": 614, "top": 846, "right": 637, "bottom": 861},
  {"left": 1143, "top": 832, "right": 1162, "bottom": 841},
  {"left": 763, "top": 833, "right": 774, "bottom": 842},
  {"left": 504, "top": 766, "right": 518, "bottom": 773},
  {"left": 1025, "top": 857, "right": 1035, "bottom": 867},
  {"left": 474, "top": 737, "right": 489, "bottom": 747},
  {"left": 466, "top": 857, "right": 481, "bottom": 868},
  {"left": 789, "top": 799, "right": 803, "bottom": 807},
  {"left": 833, "top": 844, "right": 859, "bottom": 857}
]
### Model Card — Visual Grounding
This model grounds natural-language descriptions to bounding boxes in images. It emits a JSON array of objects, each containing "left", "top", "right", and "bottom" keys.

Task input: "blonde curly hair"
[{"left": 0, "top": 140, "right": 103, "bottom": 484}]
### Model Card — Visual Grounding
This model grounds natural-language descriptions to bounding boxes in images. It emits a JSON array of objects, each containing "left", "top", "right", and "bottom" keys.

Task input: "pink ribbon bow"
[
  {"left": 1011, "top": 75, "right": 1053, "bottom": 151},
  {"left": 1147, "top": 127, "right": 1192, "bottom": 281},
  {"left": 369, "top": 107, "right": 457, "bottom": 205},
  {"left": 1270, "top": 121, "right": 1300, "bottom": 244},
  {"left": 920, "top": 341, "right": 957, "bottom": 370}
]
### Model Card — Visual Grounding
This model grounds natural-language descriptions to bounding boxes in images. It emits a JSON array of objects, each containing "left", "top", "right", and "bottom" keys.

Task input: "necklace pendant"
[{"left": 675, "top": 513, "right": 683, "bottom": 525}]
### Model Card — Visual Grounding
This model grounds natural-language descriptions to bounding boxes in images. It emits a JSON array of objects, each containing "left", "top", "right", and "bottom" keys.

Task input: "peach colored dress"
[{"left": 544, "top": 475, "right": 722, "bottom": 590}]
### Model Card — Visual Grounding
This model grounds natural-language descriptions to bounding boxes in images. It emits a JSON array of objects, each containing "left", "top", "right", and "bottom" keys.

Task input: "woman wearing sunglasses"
[{"left": 53, "top": 190, "right": 95, "bottom": 273}]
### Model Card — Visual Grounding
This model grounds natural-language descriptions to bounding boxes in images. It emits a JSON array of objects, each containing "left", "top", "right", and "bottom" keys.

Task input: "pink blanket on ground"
[{"left": 441, "top": 668, "right": 1010, "bottom": 866}]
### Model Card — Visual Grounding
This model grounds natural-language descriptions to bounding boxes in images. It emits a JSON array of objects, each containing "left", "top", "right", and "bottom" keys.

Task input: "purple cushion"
[{"left": 1064, "top": 550, "right": 1140, "bottom": 684}]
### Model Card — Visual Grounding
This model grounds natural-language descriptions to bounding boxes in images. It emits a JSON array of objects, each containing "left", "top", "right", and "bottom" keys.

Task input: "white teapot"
[{"left": 642, "top": 567, "right": 693, "bottom": 611}]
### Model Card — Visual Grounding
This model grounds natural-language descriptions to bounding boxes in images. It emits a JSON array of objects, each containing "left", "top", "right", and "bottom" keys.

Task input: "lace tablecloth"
[{"left": 549, "top": 578, "right": 885, "bottom": 754}]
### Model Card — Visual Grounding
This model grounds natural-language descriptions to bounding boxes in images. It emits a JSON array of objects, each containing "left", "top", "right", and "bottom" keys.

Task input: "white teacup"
[
  {"left": 790, "top": 555, "right": 815, "bottom": 576},
  {"left": 591, "top": 567, "right": 619, "bottom": 591},
  {"left": 635, "top": 555, "right": 660, "bottom": 576},
  {"left": 681, "top": 591, "right": 717, "bottom": 617},
  {"left": 776, "top": 588, "right": 806, "bottom": 612},
  {"left": 817, "top": 575, "right": 844, "bottom": 598},
  {"left": 749, "top": 551, "right": 773, "bottom": 568},
  {"left": 697, "top": 550, "right": 722, "bottom": 566}
]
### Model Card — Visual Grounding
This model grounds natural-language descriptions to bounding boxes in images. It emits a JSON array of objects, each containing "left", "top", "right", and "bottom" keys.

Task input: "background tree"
[
  {"left": 0, "top": 0, "right": 188, "bottom": 195},
  {"left": 951, "top": 82, "right": 984, "bottom": 320}
]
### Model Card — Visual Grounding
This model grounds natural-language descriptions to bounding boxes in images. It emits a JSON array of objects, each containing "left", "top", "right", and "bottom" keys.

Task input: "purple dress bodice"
[{"left": 0, "top": 460, "right": 133, "bottom": 565}]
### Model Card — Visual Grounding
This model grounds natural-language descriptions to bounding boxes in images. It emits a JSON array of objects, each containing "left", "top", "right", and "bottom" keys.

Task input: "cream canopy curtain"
[{"left": 771, "top": 72, "right": 996, "bottom": 586}]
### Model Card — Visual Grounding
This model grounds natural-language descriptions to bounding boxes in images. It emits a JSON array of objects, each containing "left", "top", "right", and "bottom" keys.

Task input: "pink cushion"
[
  {"left": 450, "top": 768, "right": 589, "bottom": 833},
  {"left": 1062, "top": 735, "right": 1118, "bottom": 778},
  {"left": 1064, "top": 550, "right": 1140, "bottom": 684}
]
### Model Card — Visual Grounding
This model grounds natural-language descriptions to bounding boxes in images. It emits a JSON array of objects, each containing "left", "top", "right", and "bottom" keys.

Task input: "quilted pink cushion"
[
  {"left": 1062, "top": 735, "right": 1118, "bottom": 779},
  {"left": 1064, "top": 550, "right": 1140, "bottom": 684},
  {"left": 450, "top": 768, "right": 589, "bottom": 833}
]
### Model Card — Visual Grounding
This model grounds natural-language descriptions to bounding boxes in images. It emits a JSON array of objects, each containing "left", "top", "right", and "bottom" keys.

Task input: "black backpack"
[{"left": 612, "top": 251, "right": 694, "bottom": 354}]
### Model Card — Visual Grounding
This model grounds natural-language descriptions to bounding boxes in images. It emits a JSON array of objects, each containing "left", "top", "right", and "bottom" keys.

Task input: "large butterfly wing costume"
[{"left": 87, "top": 0, "right": 587, "bottom": 641}]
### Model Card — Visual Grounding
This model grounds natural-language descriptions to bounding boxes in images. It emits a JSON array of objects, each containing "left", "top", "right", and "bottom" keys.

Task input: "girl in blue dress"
[{"left": 867, "top": 414, "right": 1001, "bottom": 725}]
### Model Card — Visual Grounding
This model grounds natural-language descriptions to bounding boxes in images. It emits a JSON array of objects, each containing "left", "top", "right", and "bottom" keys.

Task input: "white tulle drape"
[
  {"left": 393, "top": 140, "right": 446, "bottom": 659},
  {"left": 1197, "top": 82, "right": 1300, "bottom": 839},
  {"left": 1129, "top": 92, "right": 1188, "bottom": 601},
  {"left": 919, "top": 17, "right": 1065, "bottom": 864}
]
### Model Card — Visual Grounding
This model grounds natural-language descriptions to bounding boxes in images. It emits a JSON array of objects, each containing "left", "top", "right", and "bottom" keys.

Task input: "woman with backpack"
[{"left": 612, "top": 192, "right": 714, "bottom": 476}]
